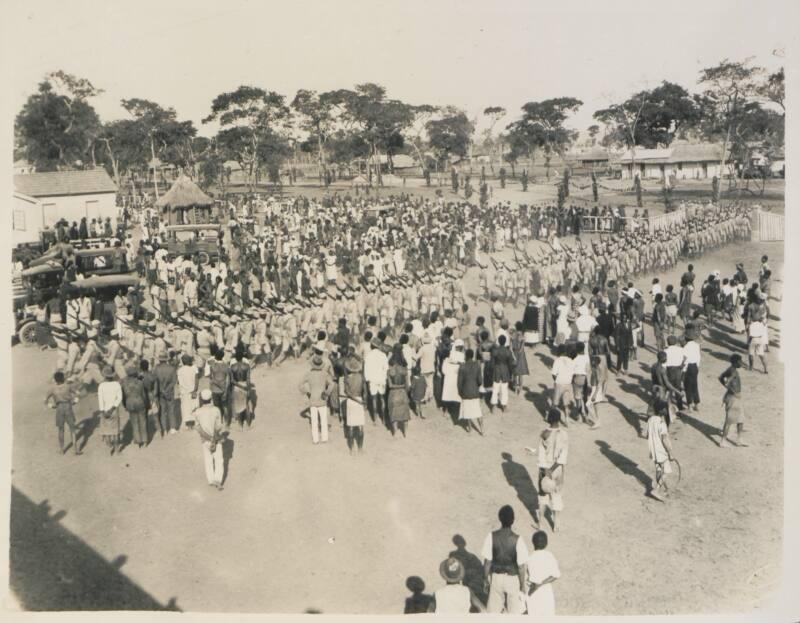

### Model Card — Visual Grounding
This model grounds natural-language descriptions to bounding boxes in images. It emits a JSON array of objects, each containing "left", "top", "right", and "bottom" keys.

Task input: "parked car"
[{"left": 165, "top": 224, "right": 222, "bottom": 264}]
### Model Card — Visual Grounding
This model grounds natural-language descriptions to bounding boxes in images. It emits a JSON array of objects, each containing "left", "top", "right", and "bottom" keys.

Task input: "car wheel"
[
  {"left": 18, "top": 322, "right": 37, "bottom": 346},
  {"left": 197, "top": 251, "right": 210, "bottom": 265}
]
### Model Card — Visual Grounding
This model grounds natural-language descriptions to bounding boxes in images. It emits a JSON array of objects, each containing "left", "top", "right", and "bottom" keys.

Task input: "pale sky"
[{"left": 2, "top": 0, "right": 794, "bottom": 139}]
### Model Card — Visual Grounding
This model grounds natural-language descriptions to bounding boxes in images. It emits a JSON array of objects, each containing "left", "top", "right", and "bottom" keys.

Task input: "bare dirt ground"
[
  {"left": 10, "top": 239, "right": 783, "bottom": 614},
  {"left": 225, "top": 177, "right": 785, "bottom": 216}
]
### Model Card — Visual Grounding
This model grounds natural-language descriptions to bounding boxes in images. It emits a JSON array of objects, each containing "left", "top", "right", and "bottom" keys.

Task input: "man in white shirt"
[
  {"left": 98, "top": 366, "right": 123, "bottom": 455},
  {"left": 416, "top": 333, "right": 436, "bottom": 405},
  {"left": 664, "top": 335, "right": 686, "bottom": 412},
  {"left": 574, "top": 306, "right": 597, "bottom": 344},
  {"left": 364, "top": 339, "right": 389, "bottom": 425},
  {"left": 682, "top": 338, "right": 701, "bottom": 411},
  {"left": 524, "top": 531, "right": 561, "bottom": 617},
  {"left": 194, "top": 388, "right": 225, "bottom": 490},
  {"left": 550, "top": 345, "right": 574, "bottom": 423}
]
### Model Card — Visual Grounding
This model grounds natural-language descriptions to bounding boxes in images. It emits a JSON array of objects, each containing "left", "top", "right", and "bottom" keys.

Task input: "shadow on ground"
[{"left": 10, "top": 487, "right": 181, "bottom": 611}]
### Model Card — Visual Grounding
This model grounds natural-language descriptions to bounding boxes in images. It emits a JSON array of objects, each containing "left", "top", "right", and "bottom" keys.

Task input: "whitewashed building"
[
  {"left": 615, "top": 142, "right": 724, "bottom": 181},
  {"left": 12, "top": 169, "right": 118, "bottom": 246}
]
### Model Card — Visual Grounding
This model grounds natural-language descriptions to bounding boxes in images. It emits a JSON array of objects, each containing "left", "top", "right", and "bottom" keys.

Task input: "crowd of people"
[{"left": 33, "top": 187, "right": 774, "bottom": 614}]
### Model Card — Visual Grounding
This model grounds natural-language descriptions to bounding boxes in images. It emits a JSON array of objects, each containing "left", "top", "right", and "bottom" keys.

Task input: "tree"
[
  {"left": 203, "top": 86, "right": 291, "bottom": 192},
  {"left": 197, "top": 137, "right": 228, "bottom": 195},
  {"left": 595, "top": 82, "right": 702, "bottom": 149},
  {"left": 326, "top": 84, "right": 413, "bottom": 185},
  {"left": 15, "top": 71, "right": 102, "bottom": 171},
  {"left": 594, "top": 90, "right": 649, "bottom": 150},
  {"left": 587, "top": 124, "right": 600, "bottom": 146},
  {"left": 291, "top": 89, "right": 338, "bottom": 185},
  {"left": 402, "top": 104, "right": 438, "bottom": 175},
  {"left": 506, "top": 97, "right": 582, "bottom": 180},
  {"left": 426, "top": 109, "right": 474, "bottom": 172},
  {"left": 96, "top": 118, "right": 145, "bottom": 188},
  {"left": 759, "top": 67, "right": 784, "bottom": 112},
  {"left": 482, "top": 106, "right": 506, "bottom": 171},
  {"left": 634, "top": 175, "right": 643, "bottom": 207},
  {"left": 697, "top": 58, "right": 764, "bottom": 186}
]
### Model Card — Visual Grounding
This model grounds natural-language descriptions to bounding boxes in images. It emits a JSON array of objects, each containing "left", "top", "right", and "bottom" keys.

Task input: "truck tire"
[
  {"left": 18, "top": 321, "right": 37, "bottom": 346},
  {"left": 197, "top": 251, "right": 210, "bottom": 265}
]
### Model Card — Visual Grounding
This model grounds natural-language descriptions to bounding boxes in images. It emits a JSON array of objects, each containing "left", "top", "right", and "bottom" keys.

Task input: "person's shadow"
[
  {"left": 595, "top": 440, "right": 650, "bottom": 491},
  {"left": 222, "top": 435, "right": 235, "bottom": 485},
  {"left": 524, "top": 384, "right": 551, "bottom": 420},
  {"left": 449, "top": 534, "right": 488, "bottom": 607},
  {"left": 76, "top": 411, "right": 101, "bottom": 450},
  {"left": 680, "top": 411, "right": 720, "bottom": 446},
  {"left": 501, "top": 452, "right": 539, "bottom": 522},
  {"left": 403, "top": 576, "right": 433, "bottom": 614},
  {"left": 604, "top": 391, "right": 645, "bottom": 435}
]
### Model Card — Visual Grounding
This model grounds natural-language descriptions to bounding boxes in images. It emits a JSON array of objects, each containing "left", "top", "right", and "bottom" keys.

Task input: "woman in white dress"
[
  {"left": 555, "top": 297, "right": 570, "bottom": 347},
  {"left": 441, "top": 339, "right": 465, "bottom": 407}
]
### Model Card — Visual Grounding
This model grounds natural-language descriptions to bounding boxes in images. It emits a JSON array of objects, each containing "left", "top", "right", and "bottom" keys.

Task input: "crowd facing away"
[{"left": 27, "top": 190, "right": 774, "bottom": 615}]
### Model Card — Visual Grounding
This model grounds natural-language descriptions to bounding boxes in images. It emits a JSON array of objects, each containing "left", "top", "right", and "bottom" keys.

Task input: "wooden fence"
[
  {"left": 752, "top": 209, "right": 785, "bottom": 241},
  {"left": 648, "top": 208, "right": 687, "bottom": 234}
]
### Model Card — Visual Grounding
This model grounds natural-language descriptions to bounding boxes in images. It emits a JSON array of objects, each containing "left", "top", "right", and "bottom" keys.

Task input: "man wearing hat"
[
  {"left": 427, "top": 557, "right": 486, "bottom": 613},
  {"left": 298, "top": 353, "right": 335, "bottom": 445},
  {"left": 194, "top": 388, "right": 225, "bottom": 490}
]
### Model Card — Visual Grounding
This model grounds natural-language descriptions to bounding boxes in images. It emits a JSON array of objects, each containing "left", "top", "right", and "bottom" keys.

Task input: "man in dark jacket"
[
  {"left": 490, "top": 335, "right": 515, "bottom": 412},
  {"left": 120, "top": 363, "right": 148, "bottom": 449},
  {"left": 482, "top": 505, "right": 527, "bottom": 614},
  {"left": 154, "top": 351, "right": 179, "bottom": 434},
  {"left": 614, "top": 316, "right": 634, "bottom": 373},
  {"left": 139, "top": 359, "right": 160, "bottom": 440},
  {"left": 457, "top": 348, "right": 484, "bottom": 434}
]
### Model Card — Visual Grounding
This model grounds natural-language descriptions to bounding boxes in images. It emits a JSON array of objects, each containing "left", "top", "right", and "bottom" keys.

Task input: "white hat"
[
  {"left": 199, "top": 388, "right": 213, "bottom": 401},
  {"left": 453, "top": 338, "right": 465, "bottom": 348}
]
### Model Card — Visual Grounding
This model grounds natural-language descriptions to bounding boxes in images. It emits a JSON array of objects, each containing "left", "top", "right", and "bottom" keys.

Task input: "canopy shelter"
[{"left": 156, "top": 175, "right": 215, "bottom": 225}]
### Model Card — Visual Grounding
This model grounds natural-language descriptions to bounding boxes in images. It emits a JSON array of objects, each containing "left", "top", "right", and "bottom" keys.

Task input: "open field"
[
  {"left": 212, "top": 176, "right": 784, "bottom": 218},
  {"left": 10, "top": 238, "right": 784, "bottom": 614}
]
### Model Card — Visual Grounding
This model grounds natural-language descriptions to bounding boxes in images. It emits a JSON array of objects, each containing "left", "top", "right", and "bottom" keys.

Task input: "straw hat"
[{"left": 439, "top": 557, "right": 465, "bottom": 583}]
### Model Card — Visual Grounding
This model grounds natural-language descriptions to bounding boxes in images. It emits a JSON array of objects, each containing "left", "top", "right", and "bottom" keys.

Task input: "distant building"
[
  {"left": 14, "top": 159, "right": 35, "bottom": 175},
  {"left": 12, "top": 169, "right": 118, "bottom": 246},
  {"left": 750, "top": 148, "right": 785, "bottom": 177},
  {"left": 614, "top": 141, "right": 724, "bottom": 181}
]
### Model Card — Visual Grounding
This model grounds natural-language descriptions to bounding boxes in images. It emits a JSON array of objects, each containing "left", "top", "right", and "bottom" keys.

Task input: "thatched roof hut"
[{"left": 157, "top": 175, "right": 215, "bottom": 225}]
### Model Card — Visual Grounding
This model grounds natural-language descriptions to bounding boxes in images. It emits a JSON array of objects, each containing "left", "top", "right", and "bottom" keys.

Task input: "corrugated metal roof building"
[{"left": 12, "top": 169, "right": 118, "bottom": 246}]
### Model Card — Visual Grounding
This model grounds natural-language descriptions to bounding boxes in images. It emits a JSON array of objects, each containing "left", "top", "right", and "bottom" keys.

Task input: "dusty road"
[{"left": 10, "top": 240, "right": 783, "bottom": 614}]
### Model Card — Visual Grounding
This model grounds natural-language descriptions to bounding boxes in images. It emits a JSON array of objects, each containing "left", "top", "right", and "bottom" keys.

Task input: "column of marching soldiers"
[{"left": 39, "top": 192, "right": 755, "bottom": 456}]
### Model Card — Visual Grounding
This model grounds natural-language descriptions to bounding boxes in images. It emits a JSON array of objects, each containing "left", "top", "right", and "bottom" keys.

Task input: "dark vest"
[{"left": 490, "top": 528, "right": 519, "bottom": 575}]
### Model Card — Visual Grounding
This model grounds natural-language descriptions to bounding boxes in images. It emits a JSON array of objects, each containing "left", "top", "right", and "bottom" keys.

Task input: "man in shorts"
[
  {"left": 747, "top": 318, "right": 768, "bottom": 374},
  {"left": 45, "top": 371, "right": 83, "bottom": 456},
  {"left": 550, "top": 345, "right": 574, "bottom": 424},
  {"left": 719, "top": 354, "right": 747, "bottom": 448}
]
